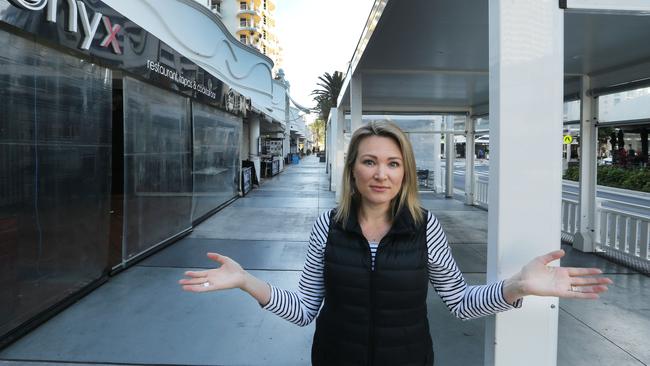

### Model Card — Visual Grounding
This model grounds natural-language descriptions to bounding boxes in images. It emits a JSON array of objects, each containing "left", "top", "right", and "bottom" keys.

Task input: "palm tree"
[{"left": 311, "top": 71, "right": 344, "bottom": 121}]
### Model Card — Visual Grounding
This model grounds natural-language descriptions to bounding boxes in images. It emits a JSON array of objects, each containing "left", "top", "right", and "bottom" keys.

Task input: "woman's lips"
[{"left": 370, "top": 185, "right": 389, "bottom": 192}]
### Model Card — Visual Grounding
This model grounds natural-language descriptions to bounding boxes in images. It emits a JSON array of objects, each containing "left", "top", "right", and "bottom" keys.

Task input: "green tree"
[
  {"left": 311, "top": 71, "right": 344, "bottom": 121},
  {"left": 309, "top": 119, "right": 326, "bottom": 149}
]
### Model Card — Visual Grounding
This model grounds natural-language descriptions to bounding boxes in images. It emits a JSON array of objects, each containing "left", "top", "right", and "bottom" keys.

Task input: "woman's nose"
[{"left": 374, "top": 166, "right": 387, "bottom": 180}]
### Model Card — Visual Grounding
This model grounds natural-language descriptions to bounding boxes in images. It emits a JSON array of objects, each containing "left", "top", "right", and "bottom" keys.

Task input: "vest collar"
[{"left": 341, "top": 201, "right": 419, "bottom": 237}]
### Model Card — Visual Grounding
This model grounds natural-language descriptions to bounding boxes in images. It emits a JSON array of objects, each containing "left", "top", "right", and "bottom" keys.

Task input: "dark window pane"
[
  {"left": 192, "top": 102, "right": 242, "bottom": 221},
  {"left": 0, "top": 32, "right": 112, "bottom": 337},
  {"left": 122, "top": 77, "right": 192, "bottom": 260}
]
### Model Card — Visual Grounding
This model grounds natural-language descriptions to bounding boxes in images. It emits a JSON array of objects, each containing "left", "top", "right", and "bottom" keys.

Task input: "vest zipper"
[
  {"left": 368, "top": 238, "right": 375, "bottom": 366},
  {"left": 367, "top": 236, "right": 385, "bottom": 366}
]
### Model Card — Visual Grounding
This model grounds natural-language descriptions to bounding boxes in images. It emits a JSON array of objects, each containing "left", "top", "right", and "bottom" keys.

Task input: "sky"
[{"left": 274, "top": 0, "right": 375, "bottom": 120}]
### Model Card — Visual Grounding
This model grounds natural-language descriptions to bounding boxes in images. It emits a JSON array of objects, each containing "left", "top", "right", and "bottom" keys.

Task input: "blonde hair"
[{"left": 334, "top": 120, "right": 423, "bottom": 226}]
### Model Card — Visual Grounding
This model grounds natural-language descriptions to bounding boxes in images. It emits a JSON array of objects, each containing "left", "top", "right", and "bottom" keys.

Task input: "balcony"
[
  {"left": 238, "top": 7, "right": 262, "bottom": 19},
  {"left": 237, "top": 20, "right": 261, "bottom": 35}
]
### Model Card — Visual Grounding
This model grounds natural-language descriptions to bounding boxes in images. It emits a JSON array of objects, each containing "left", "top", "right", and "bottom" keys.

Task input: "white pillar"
[
  {"left": 445, "top": 116, "right": 455, "bottom": 198},
  {"left": 433, "top": 117, "right": 443, "bottom": 192},
  {"left": 574, "top": 76, "right": 597, "bottom": 252},
  {"left": 485, "top": 2, "right": 563, "bottom": 366},
  {"left": 326, "top": 115, "right": 331, "bottom": 175},
  {"left": 331, "top": 108, "right": 346, "bottom": 203},
  {"left": 327, "top": 108, "right": 338, "bottom": 192},
  {"left": 248, "top": 114, "right": 261, "bottom": 183},
  {"left": 350, "top": 74, "right": 363, "bottom": 132},
  {"left": 465, "top": 115, "right": 476, "bottom": 205}
]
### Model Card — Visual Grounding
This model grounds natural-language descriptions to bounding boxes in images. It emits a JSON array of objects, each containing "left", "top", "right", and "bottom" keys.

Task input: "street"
[{"left": 441, "top": 160, "right": 650, "bottom": 217}]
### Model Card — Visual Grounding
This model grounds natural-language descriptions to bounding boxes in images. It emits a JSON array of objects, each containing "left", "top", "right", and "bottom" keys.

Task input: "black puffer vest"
[{"left": 312, "top": 207, "right": 433, "bottom": 366}]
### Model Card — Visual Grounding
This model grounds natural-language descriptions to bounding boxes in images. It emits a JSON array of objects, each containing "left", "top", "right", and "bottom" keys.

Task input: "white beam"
[
  {"left": 433, "top": 117, "right": 443, "bottom": 193},
  {"left": 465, "top": 116, "right": 476, "bottom": 205},
  {"left": 363, "top": 68, "right": 488, "bottom": 76},
  {"left": 445, "top": 116, "right": 455, "bottom": 198},
  {"left": 574, "top": 76, "right": 598, "bottom": 252},
  {"left": 485, "top": 1, "right": 563, "bottom": 366},
  {"left": 350, "top": 74, "right": 363, "bottom": 132},
  {"left": 334, "top": 108, "right": 345, "bottom": 203},
  {"left": 248, "top": 114, "right": 261, "bottom": 183},
  {"left": 564, "top": 0, "right": 650, "bottom": 13}
]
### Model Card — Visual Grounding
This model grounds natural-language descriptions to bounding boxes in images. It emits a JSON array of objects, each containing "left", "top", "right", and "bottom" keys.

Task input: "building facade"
[
  {"left": 0, "top": 0, "right": 292, "bottom": 348},
  {"left": 193, "top": 0, "right": 282, "bottom": 71}
]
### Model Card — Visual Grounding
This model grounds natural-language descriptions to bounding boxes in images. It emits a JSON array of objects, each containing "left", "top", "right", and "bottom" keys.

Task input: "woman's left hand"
[{"left": 504, "top": 249, "right": 613, "bottom": 304}]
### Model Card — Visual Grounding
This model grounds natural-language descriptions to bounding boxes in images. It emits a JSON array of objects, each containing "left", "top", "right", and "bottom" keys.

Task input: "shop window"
[
  {"left": 122, "top": 77, "right": 192, "bottom": 259},
  {"left": 191, "top": 102, "right": 242, "bottom": 221},
  {"left": 0, "top": 30, "right": 112, "bottom": 339}
]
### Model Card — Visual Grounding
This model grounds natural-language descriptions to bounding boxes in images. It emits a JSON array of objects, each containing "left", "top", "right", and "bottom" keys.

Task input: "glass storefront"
[
  {"left": 192, "top": 102, "right": 242, "bottom": 222},
  {"left": 0, "top": 32, "right": 112, "bottom": 336},
  {"left": 122, "top": 77, "right": 193, "bottom": 260}
]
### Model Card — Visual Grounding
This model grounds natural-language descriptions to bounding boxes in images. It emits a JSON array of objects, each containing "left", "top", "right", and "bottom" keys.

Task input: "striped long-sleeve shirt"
[{"left": 263, "top": 209, "right": 522, "bottom": 326}]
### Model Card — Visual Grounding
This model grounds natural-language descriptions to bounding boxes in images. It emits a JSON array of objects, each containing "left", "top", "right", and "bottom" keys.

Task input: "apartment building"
[{"left": 194, "top": 0, "right": 283, "bottom": 71}]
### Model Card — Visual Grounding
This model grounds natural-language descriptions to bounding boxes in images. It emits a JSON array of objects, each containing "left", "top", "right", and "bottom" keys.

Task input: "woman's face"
[{"left": 352, "top": 135, "right": 405, "bottom": 207}]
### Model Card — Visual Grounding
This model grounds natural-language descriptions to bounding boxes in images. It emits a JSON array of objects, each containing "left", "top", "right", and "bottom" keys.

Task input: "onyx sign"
[{"left": 9, "top": 0, "right": 121, "bottom": 54}]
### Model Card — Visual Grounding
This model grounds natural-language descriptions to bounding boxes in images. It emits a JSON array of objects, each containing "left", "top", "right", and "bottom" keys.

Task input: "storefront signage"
[
  {"left": 8, "top": 0, "right": 122, "bottom": 54},
  {"left": 1, "top": 0, "right": 250, "bottom": 116},
  {"left": 147, "top": 59, "right": 216, "bottom": 100}
]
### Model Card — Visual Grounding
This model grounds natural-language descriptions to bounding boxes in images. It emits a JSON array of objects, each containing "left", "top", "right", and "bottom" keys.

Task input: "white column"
[
  {"left": 248, "top": 114, "right": 261, "bottom": 183},
  {"left": 350, "top": 74, "right": 363, "bottom": 132},
  {"left": 574, "top": 76, "right": 597, "bottom": 252},
  {"left": 326, "top": 115, "right": 331, "bottom": 175},
  {"left": 329, "top": 110, "right": 338, "bottom": 192},
  {"left": 433, "top": 117, "right": 443, "bottom": 192},
  {"left": 485, "top": 2, "right": 563, "bottom": 366},
  {"left": 465, "top": 115, "right": 476, "bottom": 205},
  {"left": 445, "top": 116, "right": 455, "bottom": 198},
  {"left": 331, "top": 108, "right": 346, "bottom": 203}
]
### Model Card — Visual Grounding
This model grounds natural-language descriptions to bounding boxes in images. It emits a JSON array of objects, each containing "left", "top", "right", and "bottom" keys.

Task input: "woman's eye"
[
  {"left": 389, "top": 161, "right": 400, "bottom": 168},
  {"left": 363, "top": 160, "right": 375, "bottom": 166}
]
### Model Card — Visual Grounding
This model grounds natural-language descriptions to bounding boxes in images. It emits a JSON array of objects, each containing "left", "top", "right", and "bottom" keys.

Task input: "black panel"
[
  {"left": 122, "top": 77, "right": 192, "bottom": 260},
  {"left": 191, "top": 102, "right": 241, "bottom": 222},
  {"left": 0, "top": 31, "right": 112, "bottom": 337}
]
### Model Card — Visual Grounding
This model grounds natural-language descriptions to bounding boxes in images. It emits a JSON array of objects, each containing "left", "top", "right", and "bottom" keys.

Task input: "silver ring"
[{"left": 202, "top": 282, "right": 211, "bottom": 288}]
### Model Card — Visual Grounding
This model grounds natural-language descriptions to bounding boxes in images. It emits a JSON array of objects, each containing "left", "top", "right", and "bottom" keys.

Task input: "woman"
[{"left": 179, "top": 121, "right": 611, "bottom": 365}]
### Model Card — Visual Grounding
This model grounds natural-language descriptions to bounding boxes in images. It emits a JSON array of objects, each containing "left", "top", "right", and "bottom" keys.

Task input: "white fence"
[
  {"left": 471, "top": 176, "right": 650, "bottom": 272},
  {"left": 596, "top": 202, "right": 650, "bottom": 272},
  {"left": 474, "top": 177, "right": 489, "bottom": 208},
  {"left": 561, "top": 198, "right": 580, "bottom": 243}
]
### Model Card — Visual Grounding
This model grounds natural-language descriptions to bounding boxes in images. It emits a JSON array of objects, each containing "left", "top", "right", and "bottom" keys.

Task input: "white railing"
[
  {"left": 468, "top": 173, "right": 650, "bottom": 272},
  {"left": 474, "top": 177, "right": 489, "bottom": 208},
  {"left": 560, "top": 197, "right": 580, "bottom": 243},
  {"left": 597, "top": 202, "right": 650, "bottom": 270}
]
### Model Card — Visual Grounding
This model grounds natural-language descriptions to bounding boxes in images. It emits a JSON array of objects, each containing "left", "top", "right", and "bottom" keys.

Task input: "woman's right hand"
[
  {"left": 179, "top": 252, "right": 246, "bottom": 292},
  {"left": 178, "top": 252, "right": 271, "bottom": 305}
]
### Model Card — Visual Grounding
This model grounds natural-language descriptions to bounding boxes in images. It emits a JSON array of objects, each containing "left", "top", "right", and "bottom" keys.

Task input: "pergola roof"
[{"left": 338, "top": 0, "right": 650, "bottom": 115}]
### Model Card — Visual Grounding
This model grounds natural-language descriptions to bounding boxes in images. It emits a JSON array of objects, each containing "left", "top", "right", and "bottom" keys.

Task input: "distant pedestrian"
[{"left": 180, "top": 121, "right": 611, "bottom": 365}]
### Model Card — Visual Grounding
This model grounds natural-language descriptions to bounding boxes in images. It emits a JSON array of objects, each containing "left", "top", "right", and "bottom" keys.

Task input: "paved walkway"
[{"left": 0, "top": 156, "right": 648, "bottom": 365}]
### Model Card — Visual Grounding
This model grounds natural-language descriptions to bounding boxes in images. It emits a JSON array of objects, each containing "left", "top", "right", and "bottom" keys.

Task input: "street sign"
[{"left": 563, "top": 135, "right": 573, "bottom": 144}]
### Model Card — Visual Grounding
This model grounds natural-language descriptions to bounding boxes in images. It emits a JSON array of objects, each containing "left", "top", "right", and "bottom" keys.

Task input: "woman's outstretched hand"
[
  {"left": 503, "top": 249, "right": 613, "bottom": 304},
  {"left": 178, "top": 252, "right": 271, "bottom": 305},
  {"left": 179, "top": 253, "right": 246, "bottom": 293}
]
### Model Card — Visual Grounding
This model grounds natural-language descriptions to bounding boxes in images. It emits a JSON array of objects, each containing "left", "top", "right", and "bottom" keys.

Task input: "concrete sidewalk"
[{"left": 1, "top": 156, "right": 648, "bottom": 365}]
